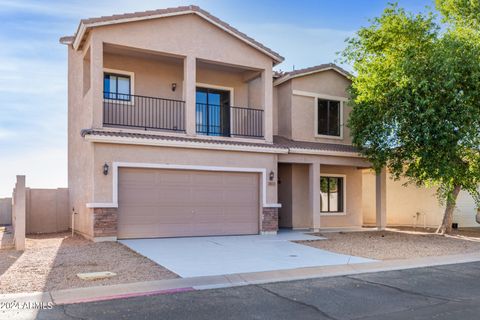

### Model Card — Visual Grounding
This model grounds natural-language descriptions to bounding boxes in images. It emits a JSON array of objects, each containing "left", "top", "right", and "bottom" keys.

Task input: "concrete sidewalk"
[{"left": 2, "top": 251, "right": 480, "bottom": 308}]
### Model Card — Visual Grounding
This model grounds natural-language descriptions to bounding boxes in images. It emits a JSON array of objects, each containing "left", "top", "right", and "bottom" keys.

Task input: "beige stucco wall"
[
  {"left": 291, "top": 164, "right": 312, "bottom": 228},
  {"left": 0, "top": 198, "right": 12, "bottom": 225},
  {"left": 454, "top": 191, "right": 478, "bottom": 227},
  {"left": 362, "top": 171, "right": 479, "bottom": 228},
  {"left": 104, "top": 52, "right": 184, "bottom": 101},
  {"left": 291, "top": 71, "right": 352, "bottom": 145},
  {"left": 277, "top": 162, "right": 364, "bottom": 229},
  {"left": 274, "top": 70, "right": 352, "bottom": 144},
  {"left": 274, "top": 81, "right": 292, "bottom": 139},
  {"left": 26, "top": 188, "right": 70, "bottom": 234},
  {"left": 92, "top": 143, "right": 279, "bottom": 205},
  {"left": 319, "top": 165, "right": 363, "bottom": 228},
  {"left": 68, "top": 41, "right": 95, "bottom": 238}
]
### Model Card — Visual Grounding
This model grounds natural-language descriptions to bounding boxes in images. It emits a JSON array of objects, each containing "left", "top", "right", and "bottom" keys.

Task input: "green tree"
[
  {"left": 341, "top": 3, "right": 480, "bottom": 234},
  {"left": 436, "top": 0, "right": 480, "bottom": 28}
]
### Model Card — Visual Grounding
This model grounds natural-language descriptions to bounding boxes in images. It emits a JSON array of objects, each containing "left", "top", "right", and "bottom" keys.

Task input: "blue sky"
[{"left": 0, "top": 0, "right": 433, "bottom": 197}]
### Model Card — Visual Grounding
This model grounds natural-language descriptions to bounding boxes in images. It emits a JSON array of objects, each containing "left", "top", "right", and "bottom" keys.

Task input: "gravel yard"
[
  {"left": 0, "top": 232, "right": 178, "bottom": 294},
  {"left": 297, "top": 228, "right": 480, "bottom": 260}
]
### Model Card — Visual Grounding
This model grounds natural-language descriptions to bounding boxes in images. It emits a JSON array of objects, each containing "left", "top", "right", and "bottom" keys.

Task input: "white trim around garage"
[{"left": 86, "top": 162, "right": 282, "bottom": 209}]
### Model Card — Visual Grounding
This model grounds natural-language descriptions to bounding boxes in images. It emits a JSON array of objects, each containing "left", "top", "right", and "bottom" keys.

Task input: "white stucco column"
[
  {"left": 261, "top": 68, "right": 273, "bottom": 143},
  {"left": 375, "top": 168, "right": 387, "bottom": 230},
  {"left": 309, "top": 162, "right": 321, "bottom": 230},
  {"left": 90, "top": 36, "right": 104, "bottom": 129},
  {"left": 183, "top": 56, "right": 196, "bottom": 136}
]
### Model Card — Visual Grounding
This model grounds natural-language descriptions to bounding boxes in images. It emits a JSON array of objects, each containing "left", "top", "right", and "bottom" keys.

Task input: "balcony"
[
  {"left": 103, "top": 92, "right": 185, "bottom": 132},
  {"left": 103, "top": 92, "right": 264, "bottom": 138},
  {"left": 196, "top": 103, "right": 263, "bottom": 138}
]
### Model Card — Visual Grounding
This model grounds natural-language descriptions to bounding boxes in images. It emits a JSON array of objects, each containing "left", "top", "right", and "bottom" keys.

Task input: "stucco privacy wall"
[
  {"left": 88, "top": 14, "right": 274, "bottom": 140},
  {"left": 91, "top": 143, "right": 278, "bottom": 204},
  {"left": 0, "top": 198, "right": 12, "bottom": 225},
  {"left": 362, "top": 171, "right": 479, "bottom": 228},
  {"left": 26, "top": 188, "right": 70, "bottom": 234}
]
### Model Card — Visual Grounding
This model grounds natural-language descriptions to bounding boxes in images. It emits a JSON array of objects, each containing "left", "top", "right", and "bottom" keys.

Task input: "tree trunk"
[{"left": 436, "top": 185, "right": 462, "bottom": 235}]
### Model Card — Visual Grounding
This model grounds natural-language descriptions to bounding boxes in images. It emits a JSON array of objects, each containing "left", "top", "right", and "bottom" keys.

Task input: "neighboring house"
[
  {"left": 60, "top": 5, "right": 386, "bottom": 242},
  {"left": 362, "top": 171, "right": 479, "bottom": 228}
]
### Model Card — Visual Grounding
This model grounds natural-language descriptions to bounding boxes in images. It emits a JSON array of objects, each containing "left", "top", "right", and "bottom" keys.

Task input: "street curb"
[{"left": 2, "top": 251, "right": 480, "bottom": 306}]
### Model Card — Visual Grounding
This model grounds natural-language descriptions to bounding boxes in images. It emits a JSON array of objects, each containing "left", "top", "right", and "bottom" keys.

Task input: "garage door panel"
[
  {"left": 117, "top": 168, "right": 260, "bottom": 239},
  {"left": 191, "top": 172, "right": 224, "bottom": 185},
  {"left": 222, "top": 174, "right": 258, "bottom": 186},
  {"left": 119, "top": 207, "right": 194, "bottom": 225},
  {"left": 158, "top": 171, "right": 191, "bottom": 184},
  {"left": 120, "top": 169, "right": 156, "bottom": 185}
]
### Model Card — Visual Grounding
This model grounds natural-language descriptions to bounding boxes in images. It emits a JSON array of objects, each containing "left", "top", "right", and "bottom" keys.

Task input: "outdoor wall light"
[
  {"left": 171, "top": 83, "right": 177, "bottom": 92},
  {"left": 269, "top": 170, "right": 275, "bottom": 181},
  {"left": 103, "top": 163, "right": 109, "bottom": 176}
]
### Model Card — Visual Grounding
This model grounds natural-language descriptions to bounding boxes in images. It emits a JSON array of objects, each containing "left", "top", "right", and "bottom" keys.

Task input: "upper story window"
[
  {"left": 104, "top": 72, "right": 131, "bottom": 101},
  {"left": 317, "top": 99, "right": 341, "bottom": 137}
]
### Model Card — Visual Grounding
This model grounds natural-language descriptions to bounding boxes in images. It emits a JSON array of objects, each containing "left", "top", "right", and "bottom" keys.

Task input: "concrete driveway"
[{"left": 120, "top": 230, "right": 373, "bottom": 277}]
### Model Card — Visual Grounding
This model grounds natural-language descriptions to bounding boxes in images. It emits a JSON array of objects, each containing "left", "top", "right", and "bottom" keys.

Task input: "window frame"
[
  {"left": 195, "top": 82, "right": 234, "bottom": 136},
  {"left": 295, "top": 92, "right": 345, "bottom": 140},
  {"left": 103, "top": 68, "right": 135, "bottom": 103},
  {"left": 319, "top": 173, "right": 347, "bottom": 216}
]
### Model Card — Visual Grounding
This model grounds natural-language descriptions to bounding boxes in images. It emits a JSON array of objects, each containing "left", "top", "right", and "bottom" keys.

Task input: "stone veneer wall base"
[
  {"left": 261, "top": 207, "right": 279, "bottom": 233},
  {"left": 93, "top": 208, "right": 118, "bottom": 238}
]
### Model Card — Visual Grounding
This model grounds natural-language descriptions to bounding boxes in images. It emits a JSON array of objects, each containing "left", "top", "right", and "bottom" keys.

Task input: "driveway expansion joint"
[{"left": 255, "top": 284, "right": 340, "bottom": 320}]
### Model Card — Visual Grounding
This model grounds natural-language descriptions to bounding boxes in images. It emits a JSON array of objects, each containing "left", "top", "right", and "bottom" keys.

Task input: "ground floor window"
[{"left": 320, "top": 176, "right": 344, "bottom": 213}]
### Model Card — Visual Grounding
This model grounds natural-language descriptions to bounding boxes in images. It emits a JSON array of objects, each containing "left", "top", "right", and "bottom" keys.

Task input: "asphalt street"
[{"left": 6, "top": 261, "right": 480, "bottom": 320}]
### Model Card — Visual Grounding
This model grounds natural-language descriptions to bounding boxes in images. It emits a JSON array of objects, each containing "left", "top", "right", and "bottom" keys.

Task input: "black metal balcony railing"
[
  {"left": 196, "top": 103, "right": 264, "bottom": 138},
  {"left": 103, "top": 92, "right": 186, "bottom": 132}
]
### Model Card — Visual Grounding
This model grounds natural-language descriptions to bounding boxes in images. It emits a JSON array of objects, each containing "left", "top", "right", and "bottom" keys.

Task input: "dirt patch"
[
  {"left": 0, "top": 232, "right": 178, "bottom": 294},
  {"left": 297, "top": 229, "right": 480, "bottom": 260}
]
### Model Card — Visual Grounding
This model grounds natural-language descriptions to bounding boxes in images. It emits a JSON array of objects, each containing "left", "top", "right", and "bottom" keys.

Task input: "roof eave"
[{"left": 273, "top": 66, "right": 352, "bottom": 86}]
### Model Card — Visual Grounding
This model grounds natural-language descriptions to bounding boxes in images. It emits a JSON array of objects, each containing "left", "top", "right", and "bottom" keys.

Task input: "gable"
[
  {"left": 67, "top": 6, "right": 283, "bottom": 65},
  {"left": 291, "top": 70, "right": 351, "bottom": 99}
]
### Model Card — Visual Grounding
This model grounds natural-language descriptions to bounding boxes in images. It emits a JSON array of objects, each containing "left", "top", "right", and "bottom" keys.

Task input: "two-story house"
[{"left": 60, "top": 5, "right": 385, "bottom": 242}]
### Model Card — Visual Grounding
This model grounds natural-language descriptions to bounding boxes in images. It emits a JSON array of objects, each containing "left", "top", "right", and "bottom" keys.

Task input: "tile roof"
[
  {"left": 274, "top": 63, "right": 353, "bottom": 86},
  {"left": 63, "top": 5, "right": 284, "bottom": 63},
  {"left": 273, "top": 136, "right": 359, "bottom": 153},
  {"left": 286, "top": 63, "right": 352, "bottom": 78},
  {"left": 81, "top": 129, "right": 284, "bottom": 150},
  {"left": 81, "top": 129, "right": 360, "bottom": 155}
]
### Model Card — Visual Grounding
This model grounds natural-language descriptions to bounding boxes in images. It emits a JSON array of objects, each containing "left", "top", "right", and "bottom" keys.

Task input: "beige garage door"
[{"left": 117, "top": 168, "right": 260, "bottom": 239}]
